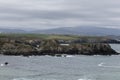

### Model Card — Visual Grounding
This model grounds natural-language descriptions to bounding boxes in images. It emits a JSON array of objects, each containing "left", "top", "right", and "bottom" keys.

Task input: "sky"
[{"left": 0, "top": 0, "right": 120, "bottom": 30}]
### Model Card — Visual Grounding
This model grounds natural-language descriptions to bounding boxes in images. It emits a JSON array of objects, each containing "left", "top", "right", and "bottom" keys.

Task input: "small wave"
[
  {"left": 66, "top": 55, "right": 74, "bottom": 58},
  {"left": 0, "top": 64, "right": 4, "bottom": 67},
  {"left": 78, "top": 78, "right": 92, "bottom": 80},
  {"left": 98, "top": 62, "right": 104, "bottom": 67},
  {"left": 98, "top": 63, "right": 120, "bottom": 68},
  {"left": 13, "top": 78, "right": 59, "bottom": 80},
  {"left": 13, "top": 78, "right": 32, "bottom": 80}
]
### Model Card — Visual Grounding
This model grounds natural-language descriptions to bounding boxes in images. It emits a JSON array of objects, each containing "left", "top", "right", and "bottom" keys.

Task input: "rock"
[
  {"left": 0, "top": 38, "right": 118, "bottom": 56},
  {"left": 4, "top": 62, "right": 8, "bottom": 65}
]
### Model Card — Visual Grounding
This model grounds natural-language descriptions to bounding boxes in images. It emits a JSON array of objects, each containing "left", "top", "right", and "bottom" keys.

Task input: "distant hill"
[
  {"left": 33, "top": 27, "right": 120, "bottom": 36},
  {"left": 0, "top": 28, "right": 27, "bottom": 33},
  {"left": 0, "top": 26, "right": 120, "bottom": 36}
]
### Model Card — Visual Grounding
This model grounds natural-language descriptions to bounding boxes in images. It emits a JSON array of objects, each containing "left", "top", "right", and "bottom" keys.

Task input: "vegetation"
[{"left": 0, "top": 33, "right": 118, "bottom": 56}]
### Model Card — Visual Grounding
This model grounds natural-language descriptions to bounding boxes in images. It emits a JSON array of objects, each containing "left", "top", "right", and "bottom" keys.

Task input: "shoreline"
[
  {"left": 0, "top": 53, "right": 119, "bottom": 58},
  {"left": 0, "top": 34, "right": 119, "bottom": 56}
]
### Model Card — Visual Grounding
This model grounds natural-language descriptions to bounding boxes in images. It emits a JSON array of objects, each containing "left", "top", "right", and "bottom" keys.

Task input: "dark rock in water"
[
  {"left": 4, "top": 62, "right": 8, "bottom": 65},
  {"left": 55, "top": 54, "right": 67, "bottom": 57},
  {"left": 55, "top": 54, "right": 62, "bottom": 57}
]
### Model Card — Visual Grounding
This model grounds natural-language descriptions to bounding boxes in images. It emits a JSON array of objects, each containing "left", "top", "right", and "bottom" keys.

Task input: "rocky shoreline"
[{"left": 0, "top": 39, "right": 118, "bottom": 56}]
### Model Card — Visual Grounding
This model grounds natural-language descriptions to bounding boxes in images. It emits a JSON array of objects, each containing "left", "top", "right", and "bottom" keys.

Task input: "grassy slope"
[
  {"left": 0, "top": 33, "right": 106, "bottom": 40},
  {"left": 0, "top": 33, "right": 79, "bottom": 40}
]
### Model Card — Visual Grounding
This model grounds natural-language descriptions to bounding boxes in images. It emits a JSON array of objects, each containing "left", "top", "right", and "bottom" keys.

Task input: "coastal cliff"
[{"left": 0, "top": 38, "right": 118, "bottom": 56}]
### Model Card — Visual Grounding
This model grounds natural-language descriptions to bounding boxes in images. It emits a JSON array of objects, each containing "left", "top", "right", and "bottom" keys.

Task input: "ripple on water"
[
  {"left": 12, "top": 78, "right": 60, "bottom": 80},
  {"left": 78, "top": 76, "right": 94, "bottom": 80},
  {"left": 78, "top": 79, "right": 92, "bottom": 80},
  {"left": 13, "top": 78, "right": 32, "bottom": 80}
]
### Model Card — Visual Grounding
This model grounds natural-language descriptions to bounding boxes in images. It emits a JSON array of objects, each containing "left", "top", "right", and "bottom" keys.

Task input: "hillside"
[
  {"left": 0, "top": 27, "right": 120, "bottom": 36},
  {"left": 33, "top": 27, "right": 120, "bottom": 36}
]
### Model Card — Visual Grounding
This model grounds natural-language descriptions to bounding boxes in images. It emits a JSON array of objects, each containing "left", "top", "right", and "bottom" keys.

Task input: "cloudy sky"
[{"left": 0, "top": 0, "right": 120, "bottom": 30}]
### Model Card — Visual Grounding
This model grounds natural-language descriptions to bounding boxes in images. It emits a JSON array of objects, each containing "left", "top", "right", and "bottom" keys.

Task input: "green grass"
[
  {"left": 0, "top": 33, "right": 79, "bottom": 40},
  {"left": 0, "top": 33, "right": 106, "bottom": 40},
  {"left": 0, "top": 33, "right": 48, "bottom": 39},
  {"left": 45, "top": 35, "right": 79, "bottom": 40}
]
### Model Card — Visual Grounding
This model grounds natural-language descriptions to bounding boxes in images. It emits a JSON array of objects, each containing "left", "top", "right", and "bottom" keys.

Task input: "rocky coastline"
[{"left": 0, "top": 38, "right": 118, "bottom": 56}]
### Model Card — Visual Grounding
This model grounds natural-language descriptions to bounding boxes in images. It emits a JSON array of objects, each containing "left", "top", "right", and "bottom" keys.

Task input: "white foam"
[
  {"left": 0, "top": 64, "right": 4, "bottom": 67},
  {"left": 78, "top": 78, "right": 92, "bottom": 80},
  {"left": 13, "top": 78, "right": 58, "bottom": 80},
  {"left": 98, "top": 63, "right": 104, "bottom": 67},
  {"left": 66, "top": 55, "right": 74, "bottom": 57},
  {"left": 98, "top": 63, "right": 120, "bottom": 68},
  {"left": 13, "top": 78, "right": 32, "bottom": 80}
]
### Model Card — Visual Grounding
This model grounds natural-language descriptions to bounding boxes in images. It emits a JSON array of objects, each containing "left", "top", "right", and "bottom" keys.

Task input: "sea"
[{"left": 0, "top": 44, "right": 120, "bottom": 80}]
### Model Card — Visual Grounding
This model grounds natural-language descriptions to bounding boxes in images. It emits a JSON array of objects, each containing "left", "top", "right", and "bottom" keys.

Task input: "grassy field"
[
  {"left": 0, "top": 33, "right": 106, "bottom": 40},
  {"left": 0, "top": 33, "right": 80, "bottom": 40}
]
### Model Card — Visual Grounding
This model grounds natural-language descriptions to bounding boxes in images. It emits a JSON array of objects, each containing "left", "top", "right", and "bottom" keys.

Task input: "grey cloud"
[{"left": 0, "top": 0, "right": 120, "bottom": 29}]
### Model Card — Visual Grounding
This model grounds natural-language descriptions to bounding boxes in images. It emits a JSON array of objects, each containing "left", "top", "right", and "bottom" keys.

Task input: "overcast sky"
[{"left": 0, "top": 0, "right": 120, "bottom": 30}]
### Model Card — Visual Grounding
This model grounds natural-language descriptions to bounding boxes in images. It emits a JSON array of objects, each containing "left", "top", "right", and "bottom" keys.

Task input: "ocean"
[{"left": 0, "top": 44, "right": 120, "bottom": 80}]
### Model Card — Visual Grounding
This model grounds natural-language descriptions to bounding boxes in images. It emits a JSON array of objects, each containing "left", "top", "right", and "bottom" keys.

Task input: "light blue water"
[
  {"left": 0, "top": 44, "right": 119, "bottom": 80},
  {"left": 110, "top": 44, "right": 120, "bottom": 53},
  {"left": 0, "top": 55, "right": 120, "bottom": 80}
]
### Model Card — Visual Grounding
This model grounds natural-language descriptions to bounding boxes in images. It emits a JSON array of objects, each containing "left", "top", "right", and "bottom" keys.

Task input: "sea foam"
[
  {"left": 98, "top": 62, "right": 120, "bottom": 68},
  {"left": 13, "top": 78, "right": 32, "bottom": 80},
  {"left": 78, "top": 78, "right": 92, "bottom": 80}
]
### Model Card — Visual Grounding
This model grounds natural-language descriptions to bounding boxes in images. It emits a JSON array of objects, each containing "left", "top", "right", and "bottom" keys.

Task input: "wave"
[
  {"left": 78, "top": 76, "right": 93, "bottom": 80},
  {"left": 66, "top": 55, "right": 74, "bottom": 58},
  {"left": 13, "top": 78, "right": 59, "bottom": 80},
  {"left": 13, "top": 77, "right": 93, "bottom": 80},
  {"left": 98, "top": 63, "right": 104, "bottom": 67},
  {"left": 98, "top": 62, "right": 120, "bottom": 68},
  {"left": 13, "top": 78, "right": 32, "bottom": 80},
  {"left": 0, "top": 64, "right": 4, "bottom": 67},
  {"left": 78, "top": 78, "right": 92, "bottom": 80}
]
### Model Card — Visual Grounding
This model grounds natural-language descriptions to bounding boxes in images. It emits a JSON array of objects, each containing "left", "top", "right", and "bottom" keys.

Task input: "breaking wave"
[{"left": 98, "top": 62, "right": 120, "bottom": 68}]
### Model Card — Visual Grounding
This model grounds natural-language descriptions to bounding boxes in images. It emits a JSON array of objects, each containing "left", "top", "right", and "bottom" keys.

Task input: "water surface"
[
  {"left": 0, "top": 55, "right": 120, "bottom": 80},
  {"left": 110, "top": 44, "right": 120, "bottom": 53}
]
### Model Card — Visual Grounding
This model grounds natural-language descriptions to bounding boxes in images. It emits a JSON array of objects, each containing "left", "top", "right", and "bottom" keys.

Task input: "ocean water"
[
  {"left": 0, "top": 55, "right": 120, "bottom": 80},
  {"left": 0, "top": 44, "right": 120, "bottom": 80},
  {"left": 110, "top": 44, "right": 120, "bottom": 53}
]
